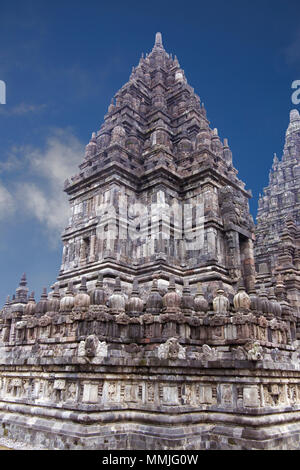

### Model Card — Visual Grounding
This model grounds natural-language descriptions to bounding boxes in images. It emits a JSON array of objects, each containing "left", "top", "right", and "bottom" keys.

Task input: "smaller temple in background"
[
  {"left": 255, "top": 109, "right": 300, "bottom": 312},
  {"left": 0, "top": 34, "right": 300, "bottom": 451}
]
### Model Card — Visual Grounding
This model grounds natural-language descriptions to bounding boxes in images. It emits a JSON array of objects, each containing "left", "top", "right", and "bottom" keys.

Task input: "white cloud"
[
  {"left": 0, "top": 102, "right": 46, "bottom": 116},
  {"left": 26, "top": 129, "right": 84, "bottom": 185},
  {"left": 0, "top": 149, "right": 22, "bottom": 173},
  {"left": 0, "top": 182, "right": 15, "bottom": 219},
  {"left": 1, "top": 128, "right": 84, "bottom": 246},
  {"left": 17, "top": 182, "right": 67, "bottom": 246}
]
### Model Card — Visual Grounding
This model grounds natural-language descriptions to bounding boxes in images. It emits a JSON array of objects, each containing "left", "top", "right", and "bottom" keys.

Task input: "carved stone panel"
[
  {"left": 243, "top": 386, "right": 260, "bottom": 407},
  {"left": 161, "top": 385, "right": 179, "bottom": 405},
  {"left": 220, "top": 384, "right": 233, "bottom": 406},
  {"left": 82, "top": 382, "right": 99, "bottom": 403}
]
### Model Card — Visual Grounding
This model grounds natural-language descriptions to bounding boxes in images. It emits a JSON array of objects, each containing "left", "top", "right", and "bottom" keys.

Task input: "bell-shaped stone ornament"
[
  {"left": 180, "top": 279, "right": 194, "bottom": 315},
  {"left": 275, "top": 275, "right": 289, "bottom": 318},
  {"left": 24, "top": 292, "right": 36, "bottom": 317},
  {"left": 213, "top": 289, "right": 230, "bottom": 315},
  {"left": 74, "top": 277, "right": 90, "bottom": 309},
  {"left": 259, "top": 285, "right": 272, "bottom": 317},
  {"left": 275, "top": 274, "right": 285, "bottom": 301},
  {"left": 127, "top": 278, "right": 144, "bottom": 317},
  {"left": 35, "top": 288, "right": 49, "bottom": 317},
  {"left": 47, "top": 285, "right": 60, "bottom": 313},
  {"left": 108, "top": 276, "right": 125, "bottom": 314},
  {"left": 269, "top": 287, "right": 282, "bottom": 317},
  {"left": 11, "top": 299, "right": 25, "bottom": 315},
  {"left": 163, "top": 275, "right": 181, "bottom": 312},
  {"left": 146, "top": 275, "right": 163, "bottom": 315},
  {"left": 60, "top": 282, "right": 75, "bottom": 312},
  {"left": 90, "top": 273, "right": 107, "bottom": 306},
  {"left": 248, "top": 284, "right": 262, "bottom": 313},
  {"left": 233, "top": 279, "right": 251, "bottom": 312},
  {"left": 194, "top": 282, "right": 209, "bottom": 314}
]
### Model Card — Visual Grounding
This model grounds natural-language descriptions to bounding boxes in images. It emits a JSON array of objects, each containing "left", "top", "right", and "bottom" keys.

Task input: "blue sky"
[{"left": 0, "top": 0, "right": 299, "bottom": 302}]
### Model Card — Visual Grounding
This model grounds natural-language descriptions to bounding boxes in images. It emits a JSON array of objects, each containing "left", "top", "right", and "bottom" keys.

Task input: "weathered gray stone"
[{"left": 0, "top": 32, "right": 300, "bottom": 451}]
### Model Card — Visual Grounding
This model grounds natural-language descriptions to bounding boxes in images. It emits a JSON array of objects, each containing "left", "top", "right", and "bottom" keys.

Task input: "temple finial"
[
  {"left": 290, "top": 109, "right": 300, "bottom": 123},
  {"left": 155, "top": 32, "right": 163, "bottom": 47},
  {"left": 286, "top": 109, "right": 300, "bottom": 136},
  {"left": 20, "top": 273, "right": 27, "bottom": 286}
]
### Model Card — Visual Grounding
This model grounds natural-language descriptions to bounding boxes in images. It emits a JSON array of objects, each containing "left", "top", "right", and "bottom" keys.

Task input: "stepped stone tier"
[{"left": 0, "top": 33, "right": 300, "bottom": 451}]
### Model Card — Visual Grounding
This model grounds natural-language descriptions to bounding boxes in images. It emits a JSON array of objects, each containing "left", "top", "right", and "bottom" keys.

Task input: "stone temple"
[{"left": 0, "top": 33, "right": 300, "bottom": 450}]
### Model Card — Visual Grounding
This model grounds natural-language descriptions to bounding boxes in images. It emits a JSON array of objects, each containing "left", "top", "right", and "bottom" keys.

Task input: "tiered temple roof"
[{"left": 68, "top": 32, "right": 244, "bottom": 186}]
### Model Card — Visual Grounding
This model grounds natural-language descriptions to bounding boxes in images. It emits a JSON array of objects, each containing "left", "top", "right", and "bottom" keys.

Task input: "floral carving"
[
  {"left": 78, "top": 335, "right": 108, "bottom": 359},
  {"left": 157, "top": 337, "right": 186, "bottom": 360}
]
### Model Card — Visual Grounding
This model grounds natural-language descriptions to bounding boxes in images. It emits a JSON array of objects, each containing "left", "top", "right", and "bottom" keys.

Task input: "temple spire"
[
  {"left": 15, "top": 273, "right": 28, "bottom": 302},
  {"left": 286, "top": 109, "right": 300, "bottom": 136},
  {"left": 255, "top": 107, "right": 300, "bottom": 277},
  {"left": 155, "top": 32, "right": 163, "bottom": 47}
]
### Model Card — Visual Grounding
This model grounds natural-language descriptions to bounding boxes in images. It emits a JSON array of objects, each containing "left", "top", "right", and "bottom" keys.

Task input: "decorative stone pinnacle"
[
  {"left": 269, "top": 287, "right": 276, "bottom": 300},
  {"left": 96, "top": 272, "right": 103, "bottom": 288},
  {"left": 276, "top": 274, "right": 284, "bottom": 288},
  {"left": 237, "top": 278, "right": 246, "bottom": 291},
  {"left": 79, "top": 277, "right": 87, "bottom": 292},
  {"left": 286, "top": 109, "right": 300, "bottom": 136},
  {"left": 151, "top": 275, "right": 159, "bottom": 291},
  {"left": 66, "top": 281, "right": 74, "bottom": 295},
  {"left": 182, "top": 279, "right": 191, "bottom": 293},
  {"left": 20, "top": 273, "right": 27, "bottom": 286},
  {"left": 114, "top": 276, "right": 122, "bottom": 292},
  {"left": 168, "top": 275, "right": 176, "bottom": 291},
  {"left": 196, "top": 282, "right": 204, "bottom": 295},
  {"left": 290, "top": 109, "right": 300, "bottom": 122},
  {"left": 52, "top": 284, "right": 60, "bottom": 298},
  {"left": 155, "top": 32, "right": 163, "bottom": 47},
  {"left": 132, "top": 278, "right": 139, "bottom": 295},
  {"left": 260, "top": 284, "right": 268, "bottom": 297},
  {"left": 216, "top": 289, "right": 226, "bottom": 296},
  {"left": 41, "top": 288, "right": 47, "bottom": 299}
]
